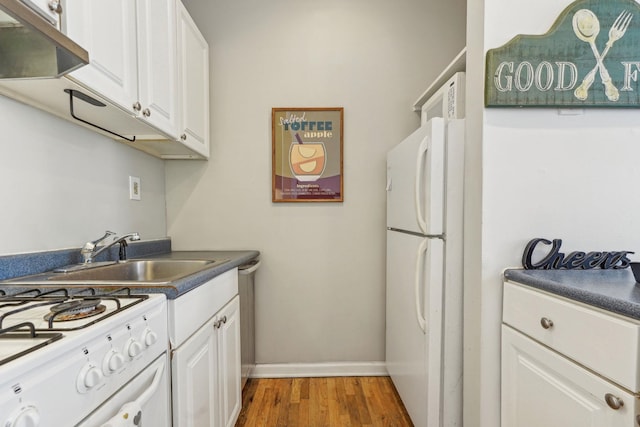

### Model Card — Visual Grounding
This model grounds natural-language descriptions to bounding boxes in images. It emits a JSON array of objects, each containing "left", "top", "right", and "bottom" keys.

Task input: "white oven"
[{"left": 0, "top": 288, "right": 169, "bottom": 427}]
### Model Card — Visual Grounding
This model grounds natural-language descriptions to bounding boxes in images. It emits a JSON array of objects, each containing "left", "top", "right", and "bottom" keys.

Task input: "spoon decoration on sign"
[{"left": 573, "top": 9, "right": 633, "bottom": 101}]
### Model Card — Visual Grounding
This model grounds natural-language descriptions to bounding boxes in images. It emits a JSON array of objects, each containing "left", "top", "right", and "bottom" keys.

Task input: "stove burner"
[{"left": 44, "top": 299, "right": 107, "bottom": 322}]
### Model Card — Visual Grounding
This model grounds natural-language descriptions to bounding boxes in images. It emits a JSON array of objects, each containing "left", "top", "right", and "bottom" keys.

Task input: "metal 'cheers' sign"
[
  {"left": 485, "top": 0, "right": 640, "bottom": 107},
  {"left": 522, "top": 238, "right": 634, "bottom": 269}
]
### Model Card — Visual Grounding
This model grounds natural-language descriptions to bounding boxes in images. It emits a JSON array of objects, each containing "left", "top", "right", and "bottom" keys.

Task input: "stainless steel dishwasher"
[{"left": 238, "top": 259, "right": 260, "bottom": 389}]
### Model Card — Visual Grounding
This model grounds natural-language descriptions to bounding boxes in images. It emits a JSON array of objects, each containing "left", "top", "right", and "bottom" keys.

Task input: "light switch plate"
[{"left": 129, "top": 176, "right": 141, "bottom": 201}]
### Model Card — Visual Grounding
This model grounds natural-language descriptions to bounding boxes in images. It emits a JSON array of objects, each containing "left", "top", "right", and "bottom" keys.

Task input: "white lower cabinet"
[
  {"left": 172, "top": 295, "right": 241, "bottom": 427},
  {"left": 502, "top": 325, "right": 635, "bottom": 426},
  {"left": 502, "top": 282, "right": 640, "bottom": 426}
]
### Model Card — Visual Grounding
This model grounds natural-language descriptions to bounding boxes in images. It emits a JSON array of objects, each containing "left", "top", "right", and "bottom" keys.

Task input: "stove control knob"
[
  {"left": 143, "top": 328, "right": 158, "bottom": 347},
  {"left": 102, "top": 349, "right": 126, "bottom": 375},
  {"left": 6, "top": 405, "right": 40, "bottom": 427},
  {"left": 84, "top": 366, "right": 103, "bottom": 388},
  {"left": 126, "top": 338, "right": 143, "bottom": 358},
  {"left": 77, "top": 363, "right": 104, "bottom": 393}
]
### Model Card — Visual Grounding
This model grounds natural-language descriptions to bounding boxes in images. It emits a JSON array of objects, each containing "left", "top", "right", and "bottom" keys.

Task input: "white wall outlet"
[{"left": 129, "top": 176, "right": 141, "bottom": 201}]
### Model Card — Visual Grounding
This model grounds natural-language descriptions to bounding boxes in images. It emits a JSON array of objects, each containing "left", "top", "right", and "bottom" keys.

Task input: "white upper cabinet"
[
  {"left": 64, "top": 0, "right": 138, "bottom": 116},
  {"left": 135, "top": 0, "right": 179, "bottom": 138},
  {"left": 176, "top": 0, "right": 210, "bottom": 158},
  {"left": 0, "top": 0, "right": 209, "bottom": 159},
  {"left": 65, "top": 0, "right": 179, "bottom": 139}
]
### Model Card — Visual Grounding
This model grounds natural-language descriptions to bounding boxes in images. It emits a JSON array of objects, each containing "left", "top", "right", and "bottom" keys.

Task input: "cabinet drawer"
[
  {"left": 503, "top": 281, "right": 640, "bottom": 392},
  {"left": 169, "top": 268, "right": 238, "bottom": 348}
]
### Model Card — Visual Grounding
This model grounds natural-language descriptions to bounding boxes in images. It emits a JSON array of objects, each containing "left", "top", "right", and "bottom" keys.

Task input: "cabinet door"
[
  {"left": 176, "top": 0, "right": 210, "bottom": 158},
  {"left": 26, "top": 0, "right": 59, "bottom": 27},
  {"left": 65, "top": 0, "right": 138, "bottom": 113},
  {"left": 217, "top": 296, "right": 242, "bottom": 427},
  {"left": 172, "top": 317, "right": 219, "bottom": 427},
  {"left": 136, "top": 0, "right": 179, "bottom": 138},
  {"left": 502, "top": 325, "right": 636, "bottom": 427}
]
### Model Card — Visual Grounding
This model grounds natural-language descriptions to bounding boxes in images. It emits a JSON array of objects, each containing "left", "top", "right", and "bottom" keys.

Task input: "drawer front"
[
  {"left": 503, "top": 281, "right": 640, "bottom": 392},
  {"left": 169, "top": 268, "right": 239, "bottom": 348}
]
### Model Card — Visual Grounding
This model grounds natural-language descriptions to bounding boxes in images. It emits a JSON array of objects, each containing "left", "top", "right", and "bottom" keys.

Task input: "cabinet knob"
[
  {"left": 604, "top": 393, "right": 624, "bottom": 410},
  {"left": 142, "top": 108, "right": 151, "bottom": 117},
  {"left": 540, "top": 317, "right": 554, "bottom": 329},
  {"left": 180, "top": 133, "right": 187, "bottom": 141},
  {"left": 48, "top": 0, "right": 62, "bottom": 13},
  {"left": 132, "top": 102, "right": 142, "bottom": 112}
]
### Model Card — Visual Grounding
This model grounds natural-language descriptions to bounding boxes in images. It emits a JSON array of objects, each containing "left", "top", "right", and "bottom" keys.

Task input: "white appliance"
[
  {"left": 385, "top": 116, "right": 464, "bottom": 426},
  {"left": 0, "top": 287, "right": 170, "bottom": 427},
  {"left": 420, "top": 72, "right": 465, "bottom": 126}
]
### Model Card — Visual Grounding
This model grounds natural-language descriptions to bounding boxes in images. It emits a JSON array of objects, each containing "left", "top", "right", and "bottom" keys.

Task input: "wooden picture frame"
[{"left": 272, "top": 107, "right": 344, "bottom": 202}]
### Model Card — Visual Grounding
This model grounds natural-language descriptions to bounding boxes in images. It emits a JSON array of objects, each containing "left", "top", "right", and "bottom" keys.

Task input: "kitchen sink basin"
[
  {"left": 50, "top": 260, "right": 217, "bottom": 282},
  {"left": 3, "top": 259, "right": 229, "bottom": 285}
]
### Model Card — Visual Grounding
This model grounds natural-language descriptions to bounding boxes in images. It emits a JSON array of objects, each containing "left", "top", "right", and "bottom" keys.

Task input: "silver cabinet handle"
[
  {"left": 132, "top": 102, "right": 142, "bottom": 112},
  {"left": 142, "top": 108, "right": 151, "bottom": 117},
  {"left": 180, "top": 133, "right": 187, "bottom": 141},
  {"left": 213, "top": 316, "right": 228, "bottom": 329},
  {"left": 604, "top": 393, "right": 624, "bottom": 410},
  {"left": 48, "top": 0, "right": 62, "bottom": 13},
  {"left": 540, "top": 317, "right": 554, "bottom": 329}
]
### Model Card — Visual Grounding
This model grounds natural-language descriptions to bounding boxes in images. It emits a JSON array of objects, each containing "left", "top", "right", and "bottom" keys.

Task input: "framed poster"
[{"left": 272, "top": 107, "right": 343, "bottom": 202}]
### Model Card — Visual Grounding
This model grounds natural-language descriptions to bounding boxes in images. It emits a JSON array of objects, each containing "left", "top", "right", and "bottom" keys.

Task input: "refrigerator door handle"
[
  {"left": 415, "top": 135, "right": 430, "bottom": 234},
  {"left": 414, "top": 238, "right": 428, "bottom": 333}
]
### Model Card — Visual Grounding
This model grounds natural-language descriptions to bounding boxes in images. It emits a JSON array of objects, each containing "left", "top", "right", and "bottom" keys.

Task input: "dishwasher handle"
[{"left": 239, "top": 260, "right": 261, "bottom": 275}]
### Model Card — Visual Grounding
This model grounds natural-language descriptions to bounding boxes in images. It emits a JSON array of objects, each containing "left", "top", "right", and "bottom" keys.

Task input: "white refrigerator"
[{"left": 385, "top": 117, "right": 464, "bottom": 427}]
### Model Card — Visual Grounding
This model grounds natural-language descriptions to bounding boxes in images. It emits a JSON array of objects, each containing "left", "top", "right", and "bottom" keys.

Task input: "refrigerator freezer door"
[
  {"left": 386, "top": 230, "right": 444, "bottom": 427},
  {"left": 386, "top": 118, "right": 445, "bottom": 235}
]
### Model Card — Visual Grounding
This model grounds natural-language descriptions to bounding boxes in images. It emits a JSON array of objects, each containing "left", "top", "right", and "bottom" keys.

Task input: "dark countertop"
[
  {"left": 0, "top": 239, "right": 259, "bottom": 299},
  {"left": 503, "top": 268, "right": 640, "bottom": 320}
]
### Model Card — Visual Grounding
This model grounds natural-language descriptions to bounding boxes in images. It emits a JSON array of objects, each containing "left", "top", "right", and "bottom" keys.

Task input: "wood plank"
[
  {"left": 255, "top": 384, "right": 274, "bottom": 426},
  {"left": 275, "top": 378, "right": 293, "bottom": 427},
  {"left": 326, "top": 377, "right": 341, "bottom": 427},
  {"left": 353, "top": 378, "right": 373, "bottom": 425},
  {"left": 290, "top": 377, "right": 302, "bottom": 403}
]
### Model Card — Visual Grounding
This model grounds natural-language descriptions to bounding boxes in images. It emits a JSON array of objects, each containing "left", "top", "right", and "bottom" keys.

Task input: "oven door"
[{"left": 75, "top": 353, "right": 171, "bottom": 427}]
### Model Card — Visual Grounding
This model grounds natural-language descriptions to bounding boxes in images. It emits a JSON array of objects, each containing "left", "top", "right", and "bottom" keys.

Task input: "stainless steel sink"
[{"left": 3, "top": 259, "right": 229, "bottom": 285}]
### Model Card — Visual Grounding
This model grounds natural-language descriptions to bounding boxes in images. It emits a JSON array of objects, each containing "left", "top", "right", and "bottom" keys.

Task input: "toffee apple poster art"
[{"left": 272, "top": 108, "right": 343, "bottom": 202}]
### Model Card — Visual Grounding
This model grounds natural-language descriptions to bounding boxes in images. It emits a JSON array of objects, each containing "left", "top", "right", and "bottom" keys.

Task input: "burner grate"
[{"left": 0, "top": 322, "right": 63, "bottom": 366}]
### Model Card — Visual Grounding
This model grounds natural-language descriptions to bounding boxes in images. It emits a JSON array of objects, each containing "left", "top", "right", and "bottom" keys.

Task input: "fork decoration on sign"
[{"left": 573, "top": 9, "right": 633, "bottom": 101}]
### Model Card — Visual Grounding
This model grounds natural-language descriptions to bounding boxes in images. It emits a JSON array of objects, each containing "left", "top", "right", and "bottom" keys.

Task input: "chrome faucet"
[{"left": 81, "top": 231, "right": 141, "bottom": 264}]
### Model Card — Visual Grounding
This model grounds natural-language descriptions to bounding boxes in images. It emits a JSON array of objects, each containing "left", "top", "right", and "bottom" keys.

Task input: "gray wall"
[
  {"left": 166, "top": 0, "right": 466, "bottom": 365},
  {"left": 0, "top": 96, "right": 167, "bottom": 255}
]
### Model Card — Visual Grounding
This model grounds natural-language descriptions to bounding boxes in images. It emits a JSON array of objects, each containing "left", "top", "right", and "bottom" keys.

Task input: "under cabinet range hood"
[{"left": 0, "top": 0, "right": 88, "bottom": 79}]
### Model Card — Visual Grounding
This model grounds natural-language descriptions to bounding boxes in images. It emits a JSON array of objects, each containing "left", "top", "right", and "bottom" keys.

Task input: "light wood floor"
[{"left": 235, "top": 376, "right": 414, "bottom": 427}]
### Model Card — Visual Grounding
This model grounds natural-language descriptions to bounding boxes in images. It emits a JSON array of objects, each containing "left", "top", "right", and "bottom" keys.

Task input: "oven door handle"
[{"left": 99, "top": 359, "right": 166, "bottom": 427}]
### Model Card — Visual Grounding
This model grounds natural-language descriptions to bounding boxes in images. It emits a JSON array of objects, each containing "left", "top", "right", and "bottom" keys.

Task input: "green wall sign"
[{"left": 485, "top": 0, "right": 640, "bottom": 107}]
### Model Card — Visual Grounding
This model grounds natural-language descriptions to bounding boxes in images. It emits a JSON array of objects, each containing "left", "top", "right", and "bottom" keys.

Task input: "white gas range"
[{"left": 0, "top": 286, "right": 169, "bottom": 427}]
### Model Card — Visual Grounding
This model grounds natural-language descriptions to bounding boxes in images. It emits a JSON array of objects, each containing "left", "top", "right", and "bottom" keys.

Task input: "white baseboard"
[{"left": 250, "top": 361, "right": 388, "bottom": 378}]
